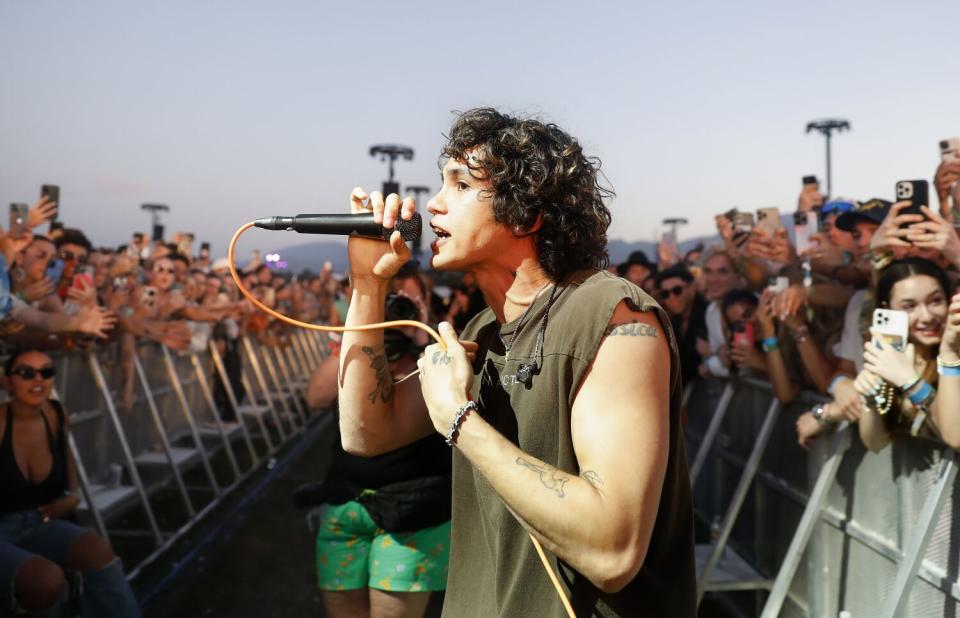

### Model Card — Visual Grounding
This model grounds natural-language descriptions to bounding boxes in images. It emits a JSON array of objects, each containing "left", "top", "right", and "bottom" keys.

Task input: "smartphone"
[
  {"left": 756, "top": 207, "right": 782, "bottom": 235},
  {"left": 767, "top": 276, "right": 789, "bottom": 294},
  {"left": 732, "top": 211, "right": 754, "bottom": 246},
  {"left": 141, "top": 286, "right": 158, "bottom": 309},
  {"left": 793, "top": 210, "right": 818, "bottom": 255},
  {"left": 723, "top": 208, "right": 738, "bottom": 223},
  {"left": 731, "top": 321, "right": 755, "bottom": 349},
  {"left": 941, "top": 138, "right": 960, "bottom": 162},
  {"left": 872, "top": 308, "right": 909, "bottom": 352},
  {"left": 45, "top": 259, "right": 65, "bottom": 285},
  {"left": 200, "top": 242, "right": 210, "bottom": 260},
  {"left": 895, "top": 180, "right": 929, "bottom": 222},
  {"left": 802, "top": 175, "right": 818, "bottom": 186},
  {"left": 72, "top": 266, "right": 94, "bottom": 290},
  {"left": 41, "top": 185, "right": 59, "bottom": 231},
  {"left": 9, "top": 203, "right": 30, "bottom": 239}
]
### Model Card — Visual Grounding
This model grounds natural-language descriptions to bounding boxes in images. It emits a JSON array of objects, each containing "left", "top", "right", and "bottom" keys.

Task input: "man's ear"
[{"left": 512, "top": 213, "right": 544, "bottom": 237}]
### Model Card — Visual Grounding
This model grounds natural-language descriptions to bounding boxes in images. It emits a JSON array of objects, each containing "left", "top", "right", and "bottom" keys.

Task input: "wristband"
[
  {"left": 445, "top": 400, "right": 477, "bottom": 447},
  {"left": 761, "top": 336, "right": 779, "bottom": 353},
  {"left": 827, "top": 374, "right": 846, "bottom": 396},
  {"left": 938, "top": 365, "right": 960, "bottom": 377},
  {"left": 937, "top": 356, "right": 960, "bottom": 368},
  {"left": 907, "top": 381, "right": 935, "bottom": 406}
]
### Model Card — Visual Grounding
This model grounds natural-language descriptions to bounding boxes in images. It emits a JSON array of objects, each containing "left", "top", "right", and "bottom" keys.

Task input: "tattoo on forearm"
[
  {"left": 580, "top": 470, "right": 605, "bottom": 497},
  {"left": 362, "top": 346, "right": 394, "bottom": 404},
  {"left": 431, "top": 350, "right": 452, "bottom": 366},
  {"left": 604, "top": 320, "right": 657, "bottom": 339},
  {"left": 516, "top": 457, "right": 569, "bottom": 498}
]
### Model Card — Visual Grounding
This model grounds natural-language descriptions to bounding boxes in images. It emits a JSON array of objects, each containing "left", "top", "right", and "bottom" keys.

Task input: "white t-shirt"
[{"left": 832, "top": 288, "right": 867, "bottom": 372}]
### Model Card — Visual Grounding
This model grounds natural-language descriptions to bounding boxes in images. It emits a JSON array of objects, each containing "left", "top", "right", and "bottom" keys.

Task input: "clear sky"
[{"left": 2, "top": 0, "right": 958, "bottom": 261}]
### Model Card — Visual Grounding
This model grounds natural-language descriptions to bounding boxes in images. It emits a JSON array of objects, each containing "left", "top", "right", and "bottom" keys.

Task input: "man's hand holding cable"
[{"left": 417, "top": 322, "right": 474, "bottom": 437}]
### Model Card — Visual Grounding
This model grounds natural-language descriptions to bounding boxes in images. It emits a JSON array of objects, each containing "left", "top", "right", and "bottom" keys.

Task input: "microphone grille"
[{"left": 394, "top": 212, "right": 422, "bottom": 242}]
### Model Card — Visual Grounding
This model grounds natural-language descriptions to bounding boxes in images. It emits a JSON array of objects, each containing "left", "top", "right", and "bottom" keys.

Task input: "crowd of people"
[
  {"left": 634, "top": 157, "right": 960, "bottom": 456},
  {"left": 0, "top": 198, "right": 362, "bottom": 615}
]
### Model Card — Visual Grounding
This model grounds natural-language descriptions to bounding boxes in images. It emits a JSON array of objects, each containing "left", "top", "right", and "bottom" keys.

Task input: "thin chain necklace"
[{"left": 503, "top": 283, "right": 551, "bottom": 361}]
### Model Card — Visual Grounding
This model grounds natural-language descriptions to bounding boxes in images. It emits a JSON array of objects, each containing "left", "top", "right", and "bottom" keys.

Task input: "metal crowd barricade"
[
  {"left": 51, "top": 328, "right": 320, "bottom": 582},
  {"left": 686, "top": 376, "right": 960, "bottom": 617}
]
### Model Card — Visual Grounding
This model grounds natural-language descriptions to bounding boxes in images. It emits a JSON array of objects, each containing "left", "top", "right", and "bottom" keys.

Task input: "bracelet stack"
[
  {"left": 445, "top": 400, "right": 477, "bottom": 447},
  {"left": 761, "top": 336, "right": 779, "bottom": 353},
  {"left": 938, "top": 356, "right": 960, "bottom": 377}
]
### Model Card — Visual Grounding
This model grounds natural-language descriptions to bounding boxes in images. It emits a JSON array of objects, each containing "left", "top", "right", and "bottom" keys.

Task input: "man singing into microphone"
[{"left": 338, "top": 108, "right": 695, "bottom": 617}]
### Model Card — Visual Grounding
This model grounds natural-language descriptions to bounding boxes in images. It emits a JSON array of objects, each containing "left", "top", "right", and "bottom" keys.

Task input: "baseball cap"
[{"left": 835, "top": 199, "right": 893, "bottom": 232}]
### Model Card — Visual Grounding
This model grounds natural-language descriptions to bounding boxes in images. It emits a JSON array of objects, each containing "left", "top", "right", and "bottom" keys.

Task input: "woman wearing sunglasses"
[{"left": 0, "top": 350, "right": 139, "bottom": 616}]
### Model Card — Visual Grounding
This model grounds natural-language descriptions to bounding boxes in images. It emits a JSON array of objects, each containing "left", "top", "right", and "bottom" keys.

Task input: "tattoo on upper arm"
[
  {"left": 362, "top": 345, "right": 394, "bottom": 404},
  {"left": 516, "top": 457, "right": 569, "bottom": 498},
  {"left": 580, "top": 469, "right": 605, "bottom": 497},
  {"left": 604, "top": 320, "right": 658, "bottom": 339}
]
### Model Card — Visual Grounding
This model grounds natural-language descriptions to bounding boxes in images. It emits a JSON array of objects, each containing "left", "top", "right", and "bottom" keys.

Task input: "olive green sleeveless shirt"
[{"left": 443, "top": 269, "right": 696, "bottom": 617}]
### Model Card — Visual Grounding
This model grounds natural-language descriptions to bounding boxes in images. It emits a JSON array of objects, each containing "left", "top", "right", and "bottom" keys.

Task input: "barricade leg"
[
  {"left": 209, "top": 340, "right": 261, "bottom": 465},
  {"left": 881, "top": 450, "right": 958, "bottom": 618},
  {"left": 87, "top": 352, "right": 164, "bottom": 546},
  {"left": 251, "top": 339, "right": 300, "bottom": 434},
  {"left": 161, "top": 346, "right": 222, "bottom": 497},
  {"left": 190, "top": 353, "right": 243, "bottom": 482},
  {"left": 132, "top": 355, "right": 196, "bottom": 517},
  {"left": 68, "top": 433, "right": 110, "bottom": 543},
  {"left": 689, "top": 382, "right": 735, "bottom": 487},
  {"left": 760, "top": 423, "right": 852, "bottom": 618},
  {"left": 242, "top": 337, "right": 290, "bottom": 442},
  {"left": 271, "top": 345, "right": 308, "bottom": 426},
  {"left": 291, "top": 330, "right": 315, "bottom": 376},
  {"left": 240, "top": 370, "right": 277, "bottom": 453},
  {"left": 696, "top": 397, "right": 780, "bottom": 605}
]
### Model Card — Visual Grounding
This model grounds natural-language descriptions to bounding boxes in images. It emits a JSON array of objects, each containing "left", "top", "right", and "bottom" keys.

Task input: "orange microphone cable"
[{"left": 228, "top": 221, "right": 576, "bottom": 618}]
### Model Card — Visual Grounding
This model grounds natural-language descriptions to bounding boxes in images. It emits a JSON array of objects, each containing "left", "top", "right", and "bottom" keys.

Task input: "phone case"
[
  {"left": 873, "top": 309, "right": 909, "bottom": 351},
  {"left": 756, "top": 208, "right": 781, "bottom": 235},
  {"left": 794, "top": 211, "right": 817, "bottom": 255},
  {"left": 941, "top": 138, "right": 960, "bottom": 162}
]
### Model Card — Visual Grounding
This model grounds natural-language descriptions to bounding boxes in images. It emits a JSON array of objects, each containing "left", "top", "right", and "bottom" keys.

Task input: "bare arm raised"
[{"left": 337, "top": 187, "right": 434, "bottom": 455}]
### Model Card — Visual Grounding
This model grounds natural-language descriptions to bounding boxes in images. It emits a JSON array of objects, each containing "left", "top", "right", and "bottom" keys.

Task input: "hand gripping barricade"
[
  {"left": 686, "top": 375, "right": 960, "bottom": 617},
  {"left": 36, "top": 330, "right": 330, "bottom": 584}
]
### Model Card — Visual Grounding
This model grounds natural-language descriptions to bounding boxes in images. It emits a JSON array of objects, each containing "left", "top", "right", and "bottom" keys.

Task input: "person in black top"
[
  {"left": 655, "top": 265, "right": 709, "bottom": 385},
  {"left": 0, "top": 349, "right": 139, "bottom": 617},
  {"left": 300, "top": 294, "right": 467, "bottom": 618}
]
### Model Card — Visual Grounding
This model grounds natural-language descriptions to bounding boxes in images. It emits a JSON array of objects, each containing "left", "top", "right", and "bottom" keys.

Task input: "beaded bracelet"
[
  {"left": 938, "top": 356, "right": 960, "bottom": 368},
  {"left": 445, "top": 400, "right": 478, "bottom": 447}
]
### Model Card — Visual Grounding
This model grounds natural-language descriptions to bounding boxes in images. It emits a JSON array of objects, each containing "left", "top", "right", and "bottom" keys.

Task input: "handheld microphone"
[{"left": 254, "top": 212, "right": 421, "bottom": 243}]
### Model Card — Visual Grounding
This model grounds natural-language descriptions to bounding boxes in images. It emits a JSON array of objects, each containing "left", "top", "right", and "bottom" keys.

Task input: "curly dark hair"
[{"left": 441, "top": 108, "right": 613, "bottom": 282}]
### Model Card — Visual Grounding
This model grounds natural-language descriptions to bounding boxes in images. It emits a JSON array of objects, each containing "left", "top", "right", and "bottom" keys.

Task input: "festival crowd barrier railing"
[
  {"left": 686, "top": 376, "right": 960, "bottom": 617},
  {"left": 37, "top": 328, "right": 332, "bottom": 582}
]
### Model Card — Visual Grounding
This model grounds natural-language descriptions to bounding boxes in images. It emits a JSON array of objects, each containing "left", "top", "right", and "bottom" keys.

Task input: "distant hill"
[{"left": 270, "top": 234, "right": 722, "bottom": 276}]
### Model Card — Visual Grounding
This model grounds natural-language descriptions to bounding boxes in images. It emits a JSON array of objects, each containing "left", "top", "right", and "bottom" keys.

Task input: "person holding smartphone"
[{"left": 854, "top": 258, "right": 953, "bottom": 452}]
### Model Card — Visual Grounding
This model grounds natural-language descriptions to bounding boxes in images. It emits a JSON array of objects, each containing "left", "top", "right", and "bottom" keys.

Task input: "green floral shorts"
[{"left": 315, "top": 500, "right": 450, "bottom": 592}]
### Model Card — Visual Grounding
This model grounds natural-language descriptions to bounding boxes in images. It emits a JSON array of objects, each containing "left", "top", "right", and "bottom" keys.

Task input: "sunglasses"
[
  {"left": 59, "top": 250, "right": 87, "bottom": 263},
  {"left": 659, "top": 285, "right": 686, "bottom": 299},
  {"left": 10, "top": 366, "right": 57, "bottom": 380},
  {"left": 820, "top": 200, "right": 856, "bottom": 215}
]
